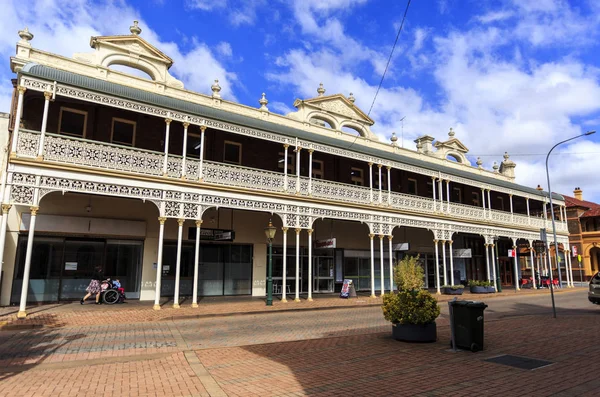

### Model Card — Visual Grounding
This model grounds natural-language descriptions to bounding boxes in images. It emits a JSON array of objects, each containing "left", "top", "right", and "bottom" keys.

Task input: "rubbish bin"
[{"left": 449, "top": 300, "right": 488, "bottom": 352}]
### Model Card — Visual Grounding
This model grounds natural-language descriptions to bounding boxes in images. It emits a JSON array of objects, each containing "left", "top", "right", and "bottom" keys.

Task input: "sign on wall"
[
  {"left": 188, "top": 228, "right": 235, "bottom": 241},
  {"left": 393, "top": 243, "right": 410, "bottom": 251},
  {"left": 572, "top": 246, "right": 578, "bottom": 257},
  {"left": 314, "top": 238, "right": 336, "bottom": 249},
  {"left": 453, "top": 248, "right": 472, "bottom": 258},
  {"left": 508, "top": 249, "right": 516, "bottom": 258}
]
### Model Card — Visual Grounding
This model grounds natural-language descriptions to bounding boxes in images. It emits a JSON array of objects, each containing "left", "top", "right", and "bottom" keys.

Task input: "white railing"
[{"left": 17, "top": 130, "right": 568, "bottom": 232}]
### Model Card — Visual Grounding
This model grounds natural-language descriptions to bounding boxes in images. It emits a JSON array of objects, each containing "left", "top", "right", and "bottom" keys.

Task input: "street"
[{"left": 0, "top": 289, "right": 598, "bottom": 396}]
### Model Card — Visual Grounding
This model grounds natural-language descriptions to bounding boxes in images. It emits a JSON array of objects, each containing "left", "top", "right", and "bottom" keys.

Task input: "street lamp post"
[
  {"left": 264, "top": 220, "right": 277, "bottom": 306},
  {"left": 545, "top": 130, "right": 595, "bottom": 288}
]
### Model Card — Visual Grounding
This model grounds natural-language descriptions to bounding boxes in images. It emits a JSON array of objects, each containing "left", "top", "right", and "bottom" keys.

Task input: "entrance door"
[
  {"left": 501, "top": 260, "right": 513, "bottom": 286},
  {"left": 314, "top": 257, "right": 334, "bottom": 292},
  {"left": 60, "top": 240, "right": 105, "bottom": 300}
]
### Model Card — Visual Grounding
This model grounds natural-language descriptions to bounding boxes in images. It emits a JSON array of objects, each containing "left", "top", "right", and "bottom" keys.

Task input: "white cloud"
[
  {"left": 216, "top": 41, "right": 233, "bottom": 57},
  {"left": 186, "top": 0, "right": 226, "bottom": 11},
  {"left": 187, "top": 0, "right": 266, "bottom": 26},
  {"left": 0, "top": 0, "right": 240, "bottom": 106},
  {"left": 476, "top": 10, "right": 514, "bottom": 24}
]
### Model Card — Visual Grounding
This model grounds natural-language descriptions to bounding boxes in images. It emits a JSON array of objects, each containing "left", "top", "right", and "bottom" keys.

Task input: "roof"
[
  {"left": 20, "top": 63, "right": 563, "bottom": 201},
  {"left": 563, "top": 194, "right": 600, "bottom": 218}
]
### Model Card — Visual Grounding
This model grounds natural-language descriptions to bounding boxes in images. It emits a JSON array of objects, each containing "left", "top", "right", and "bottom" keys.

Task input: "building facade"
[
  {"left": 565, "top": 188, "right": 600, "bottom": 281},
  {"left": 1, "top": 24, "right": 574, "bottom": 317}
]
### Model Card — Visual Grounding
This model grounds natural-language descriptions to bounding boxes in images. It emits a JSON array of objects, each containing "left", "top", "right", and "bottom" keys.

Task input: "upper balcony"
[{"left": 14, "top": 129, "right": 568, "bottom": 233}]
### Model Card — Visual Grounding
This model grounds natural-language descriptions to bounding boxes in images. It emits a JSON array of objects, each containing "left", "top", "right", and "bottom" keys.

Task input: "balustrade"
[{"left": 15, "top": 130, "right": 568, "bottom": 232}]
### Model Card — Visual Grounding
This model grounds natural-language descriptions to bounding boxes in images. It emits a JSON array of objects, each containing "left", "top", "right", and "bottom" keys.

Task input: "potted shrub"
[
  {"left": 382, "top": 255, "right": 440, "bottom": 343},
  {"left": 469, "top": 280, "right": 496, "bottom": 293},
  {"left": 442, "top": 285, "right": 464, "bottom": 295}
]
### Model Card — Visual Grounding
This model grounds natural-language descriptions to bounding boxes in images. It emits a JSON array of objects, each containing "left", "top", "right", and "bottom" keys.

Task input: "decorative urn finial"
[
  {"left": 130, "top": 20, "right": 142, "bottom": 35},
  {"left": 390, "top": 132, "right": 398, "bottom": 146},
  {"left": 476, "top": 157, "right": 483, "bottom": 168},
  {"left": 317, "top": 83, "right": 326, "bottom": 97},
  {"left": 503, "top": 151, "right": 510, "bottom": 161},
  {"left": 492, "top": 161, "right": 499, "bottom": 172},
  {"left": 259, "top": 93, "right": 269, "bottom": 110},
  {"left": 448, "top": 127, "right": 455, "bottom": 137},
  {"left": 211, "top": 79, "right": 222, "bottom": 98},
  {"left": 348, "top": 92, "right": 355, "bottom": 103},
  {"left": 18, "top": 27, "right": 33, "bottom": 42}
]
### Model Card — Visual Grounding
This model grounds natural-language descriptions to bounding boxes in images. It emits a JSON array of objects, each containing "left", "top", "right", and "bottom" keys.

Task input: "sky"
[{"left": 1, "top": 0, "right": 599, "bottom": 202}]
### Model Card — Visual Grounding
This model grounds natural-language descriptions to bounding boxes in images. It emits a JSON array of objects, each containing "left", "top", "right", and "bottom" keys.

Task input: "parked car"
[{"left": 589, "top": 272, "right": 600, "bottom": 304}]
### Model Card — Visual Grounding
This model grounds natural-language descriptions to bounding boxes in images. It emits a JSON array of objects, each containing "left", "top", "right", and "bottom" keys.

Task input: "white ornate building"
[{"left": 0, "top": 23, "right": 574, "bottom": 317}]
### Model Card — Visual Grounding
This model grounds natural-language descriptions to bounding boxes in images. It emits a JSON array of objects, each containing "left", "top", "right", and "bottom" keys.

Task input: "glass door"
[
  {"left": 60, "top": 239, "right": 105, "bottom": 300},
  {"left": 105, "top": 240, "right": 144, "bottom": 299},
  {"left": 314, "top": 257, "right": 334, "bottom": 292}
]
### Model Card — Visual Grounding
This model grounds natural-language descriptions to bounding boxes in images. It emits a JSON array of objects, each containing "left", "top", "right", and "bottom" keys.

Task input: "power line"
[
  {"left": 347, "top": 0, "right": 412, "bottom": 151},
  {"left": 472, "top": 152, "right": 600, "bottom": 157}
]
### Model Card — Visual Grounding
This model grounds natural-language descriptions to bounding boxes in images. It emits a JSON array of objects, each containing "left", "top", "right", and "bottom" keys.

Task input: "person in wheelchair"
[{"left": 100, "top": 277, "right": 126, "bottom": 304}]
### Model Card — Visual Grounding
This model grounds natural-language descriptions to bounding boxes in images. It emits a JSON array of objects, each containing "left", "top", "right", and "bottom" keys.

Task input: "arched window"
[
  {"left": 341, "top": 125, "right": 363, "bottom": 137},
  {"left": 108, "top": 64, "right": 154, "bottom": 80},
  {"left": 310, "top": 117, "right": 334, "bottom": 129}
]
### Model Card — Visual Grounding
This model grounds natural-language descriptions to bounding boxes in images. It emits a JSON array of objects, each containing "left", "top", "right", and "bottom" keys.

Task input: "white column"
[
  {"left": 308, "top": 149, "right": 314, "bottom": 196},
  {"left": 481, "top": 188, "right": 486, "bottom": 213},
  {"left": 379, "top": 235, "right": 385, "bottom": 296},
  {"left": 10, "top": 86, "right": 26, "bottom": 155},
  {"left": 490, "top": 244, "right": 497, "bottom": 290},
  {"left": 446, "top": 180, "right": 450, "bottom": 212},
  {"left": 509, "top": 194, "right": 514, "bottom": 221},
  {"left": 567, "top": 249, "right": 574, "bottom": 287},
  {"left": 295, "top": 147, "right": 302, "bottom": 194},
  {"left": 441, "top": 240, "right": 447, "bottom": 286},
  {"left": 369, "top": 163, "right": 374, "bottom": 203},
  {"left": 526, "top": 198, "right": 531, "bottom": 225},
  {"left": 153, "top": 217, "right": 166, "bottom": 310},
  {"left": 513, "top": 244, "right": 520, "bottom": 291},
  {"left": 295, "top": 228, "right": 301, "bottom": 302},
  {"left": 449, "top": 240, "right": 455, "bottom": 285},
  {"left": 37, "top": 91, "right": 52, "bottom": 159},
  {"left": 181, "top": 122, "right": 189, "bottom": 179},
  {"left": 0, "top": 205, "right": 10, "bottom": 288},
  {"left": 377, "top": 164, "right": 383, "bottom": 204},
  {"left": 432, "top": 178, "right": 437, "bottom": 212},
  {"left": 282, "top": 227, "right": 288, "bottom": 302},
  {"left": 162, "top": 118, "right": 171, "bottom": 176},
  {"left": 388, "top": 235, "right": 394, "bottom": 292},
  {"left": 485, "top": 243, "right": 491, "bottom": 281},
  {"left": 173, "top": 218, "right": 184, "bottom": 309},
  {"left": 434, "top": 239, "right": 441, "bottom": 294},
  {"left": 536, "top": 252, "right": 541, "bottom": 281},
  {"left": 487, "top": 189, "right": 492, "bottom": 218},
  {"left": 17, "top": 206, "right": 38, "bottom": 318},
  {"left": 386, "top": 166, "right": 391, "bottom": 206},
  {"left": 198, "top": 126, "right": 206, "bottom": 181},
  {"left": 438, "top": 179, "right": 444, "bottom": 212},
  {"left": 307, "top": 229, "right": 313, "bottom": 301},
  {"left": 564, "top": 248, "right": 571, "bottom": 288},
  {"left": 559, "top": 205, "right": 564, "bottom": 222},
  {"left": 192, "top": 220, "right": 202, "bottom": 308},
  {"left": 370, "top": 234, "right": 376, "bottom": 297},
  {"left": 283, "top": 144, "right": 289, "bottom": 192},
  {"left": 529, "top": 245, "right": 537, "bottom": 289}
]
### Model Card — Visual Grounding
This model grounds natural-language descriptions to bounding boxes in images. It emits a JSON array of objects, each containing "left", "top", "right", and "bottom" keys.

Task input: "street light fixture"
[
  {"left": 264, "top": 220, "right": 277, "bottom": 306},
  {"left": 545, "top": 130, "right": 596, "bottom": 288}
]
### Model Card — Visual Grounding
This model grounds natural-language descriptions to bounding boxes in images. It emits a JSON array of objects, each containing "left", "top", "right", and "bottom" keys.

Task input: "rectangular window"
[
  {"left": 374, "top": 168, "right": 387, "bottom": 189},
  {"left": 312, "top": 159, "right": 324, "bottom": 179},
  {"left": 453, "top": 187, "right": 462, "bottom": 203},
  {"left": 186, "top": 133, "right": 202, "bottom": 159},
  {"left": 472, "top": 192, "right": 480, "bottom": 206},
  {"left": 408, "top": 178, "right": 418, "bottom": 195},
  {"left": 351, "top": 167, "right": 364, "bottom": 186},
  {"left": 498, "top": 196, "right": 505, "bottom": 211},
  {"left": 111, "top": 118, "right": 136, "bottom": 146},
  {"left": 59, "top": 107, "right": 87, "bottom": 137},
  {"left": 223, "top": 141, "right": 242, "bottom": 164},
  {"left": 278, "top": 151, "right": 295, "bottom": 173},
  {"left": 426, "top": 181, "right": 433, "bottom": 197}
]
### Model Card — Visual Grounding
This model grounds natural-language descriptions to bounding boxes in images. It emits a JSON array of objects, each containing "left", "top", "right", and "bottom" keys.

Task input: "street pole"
[
  {"left": 267, "top": 239, "right": 273, "bottom": 306},
  {"left": 495, "top": 242, "right": 502, "bottom": 292},
  {"left": 578, "top": 255, "right": 583, "bottom": 287},
  {"left": 545, "top": 130, "right": 595, "bottom": 288},
  {"left": 547, "top": 242, "right": 556, "bottom": 319}
]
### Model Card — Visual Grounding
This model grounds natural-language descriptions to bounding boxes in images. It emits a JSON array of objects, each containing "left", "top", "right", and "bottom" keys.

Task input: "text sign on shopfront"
[
  {"left": 453, "top": 249, "right": 472, "bottom": 258},
  {"left": 393, "top": 243, "right": 410, "bottom": 251},
  {"left": 188, "top": 228, "right": 235, "bottom": 241},
  {"left": 314, "top": 238, "right": 336, "bottom": 249},
  {"left": 572, "top": 246, "right": 578, "bottom": 257}
]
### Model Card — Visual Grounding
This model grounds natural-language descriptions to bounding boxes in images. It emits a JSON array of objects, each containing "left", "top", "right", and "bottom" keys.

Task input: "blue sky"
[{"left": 1, "top": 0, "right": 600, "bottom": 202}]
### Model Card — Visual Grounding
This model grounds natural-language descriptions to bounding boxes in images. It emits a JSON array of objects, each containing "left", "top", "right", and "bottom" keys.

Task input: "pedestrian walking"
[{"left": 81, "top": 265, "right": 104, "bottom": 304}]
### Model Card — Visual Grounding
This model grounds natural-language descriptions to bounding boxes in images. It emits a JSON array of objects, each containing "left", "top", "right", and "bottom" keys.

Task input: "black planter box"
[
  {"left": 391, "top": 322, "right": 437, "bottom": 343},
  {"left": 470, "top": 286, "right": 496, "bottom": 293},
  {"left": 442, "top": 287, "right": 464, "bottom": 295}
]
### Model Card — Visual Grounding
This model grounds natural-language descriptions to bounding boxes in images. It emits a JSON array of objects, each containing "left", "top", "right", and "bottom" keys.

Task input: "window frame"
[
  {"left": 350, "top": 167, "right": 364, "bottom": 186},
  {"left": 277, "top": 151, "right": 296, "bottom": 173},
  {"left": 452, "top": 187, "right": 462, "bottom": 203},
  {"left": 186, "top": 132, "right": 202, "bottom": 159},
  {"left": 374, "top": 167, "right": 388, "bottom": 190},
  {"left": 472, "top": 192, "right": 480, "bottom": 207},
  {"left": 497, "top": 196, "right": 505, "bottom": 211},
  {"left": 58, "top": 107, "right": 88, "bottom": 138},
  {"left": 110, "top": 117, "right": 137, "bottom": 147},
  {"left": 223, "top": 140, "right": 242, "bottom": 165},
  {"left": 408, "top": 178, "right": 418, "bottom": 195},
  {"left": 312, "top": 159, "right": 324, "bottom": 179}
]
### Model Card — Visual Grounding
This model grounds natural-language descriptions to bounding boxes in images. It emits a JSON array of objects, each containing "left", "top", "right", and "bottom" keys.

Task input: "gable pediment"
[
  {"left": 434, "top": 138, "right": 469, "bottom": 153},
  {"left": 296, "top": 94, "right": 374, "bottom": 125},
  {"left": 90, "top": 35, "right": 174, "bottom": 68}
]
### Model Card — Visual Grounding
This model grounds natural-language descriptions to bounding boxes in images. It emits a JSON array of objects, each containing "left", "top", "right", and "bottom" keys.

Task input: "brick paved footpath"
[
  {"left": 0, "top": 288, "right": 597, "bottom": 396},
  {"left": 0, "top": 286, "right": 579, "bottom": 329}
]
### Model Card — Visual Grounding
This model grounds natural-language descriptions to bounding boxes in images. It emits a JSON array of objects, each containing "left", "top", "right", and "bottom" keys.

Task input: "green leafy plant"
[
  {"left": 442, "top": 285, "right": 464, "bottom": 290},
  {"left": 468, "top": 280, "right": 494, "bottom": 287},
  {"left": 382, "top": 290, "right": 440, "bottom": 325},
  {"left": 393, "top": 255, "right": 424, "bottom": 291}
]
